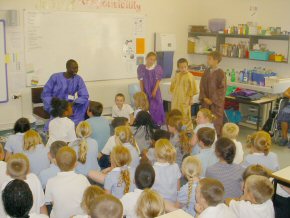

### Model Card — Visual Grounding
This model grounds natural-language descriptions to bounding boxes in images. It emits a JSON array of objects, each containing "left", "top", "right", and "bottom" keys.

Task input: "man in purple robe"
[{"left": 42, "top": 59, "right": 89, "bottom": 129}]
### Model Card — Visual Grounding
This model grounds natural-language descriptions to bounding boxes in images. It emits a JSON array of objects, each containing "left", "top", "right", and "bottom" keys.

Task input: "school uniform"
[
  {"left": 104, "top": 166, "right": 135, "bottom": 199},
  {"left": 46, "top": 117, "right": 77, "bottom": 147},
  {"left": 242, "top": 152, "right": 279, "bottom": 172},
  {"left": 4, "top": 132, "right": 24, "bottom": 154},
  {"left": 39, "top": 163, "right": 60, "bottom": 189},
  {"left": 229, "top": 199, "right": 275, "bottom": 218},
  {"left": 23, "top": 144, "right": 50, "bottom": 176},
  {"left": 178, "top": 181, "right": 198, "bottom": 216},
  {"left": 101, "top": 135, "right": 116, "bottom": 155},
  {"left": 232, "top": 139, "right": 244, "bottom": 164},
  {"left": 45, "top": 171, "right": 90, "bottom": 218},
  {"left": 199, "top": 203, "right": 237, "bottom": 218},
  {"left": 86, "top": 116, "right": 110, "bottom": 151},
  {"left": 147, "top": 148, "right": 156, "bottom": 164},
  {"left": 70, "top": 137, "right": 100, "bottom": 176},
  {"left": 131, "top": 126, "right": 152, "bottom": 152},
  {"left": 170, "top": 134, "right": 186, "bottom": 168},
  {"left": 112, "top": 104, "right": 134, "bottom": 120},
  {"left": 123, "top": 142, "right": 140, "bottom": 169},
  {"left": 194, "top": 148, "right": 218, "bottom": 176},
  {"left": 152, "top": 162, "right": 181, "bottom": 202},
  {"left": 121, "top": 188, "right": 143, "bottom": 218}
]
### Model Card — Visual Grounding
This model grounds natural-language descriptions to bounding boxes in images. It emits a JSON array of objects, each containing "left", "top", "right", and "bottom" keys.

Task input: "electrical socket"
[{"left": 12, "top": 94, "right": 21, "bottom": 100}]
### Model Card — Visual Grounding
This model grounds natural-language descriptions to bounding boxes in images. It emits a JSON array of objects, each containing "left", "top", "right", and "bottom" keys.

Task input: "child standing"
[
  {"left": 133, "top": 91, "right": 149, "bottom": 118},
  {"left": 199, "top": 51, "right": 226, "bottom": 137},
  {"left": 137, "top": 52, "right": 165, "bottom": 126},
  {"left": 170, "top": 58, "right": 197, "bottom": 131},
  {"left": 112, "top": 93, "right": 134, "bottom": 124},
  {"left": 70, "top": 121, "right": 100, "bottom": 176},
  {"left": 23, "top": 130, "right": 50, "bottom": 176},
  {"left": 152, "top": 139, "right": 181, "bottom": 203}
]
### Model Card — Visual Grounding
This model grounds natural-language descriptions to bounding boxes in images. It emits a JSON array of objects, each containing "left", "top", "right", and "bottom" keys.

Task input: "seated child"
[
  {"left": 242, "top": 164, "right": 270, "bottom": 182},
  {"left": 222, "top": 123, "right": 244, "bottom": 164},
  {"left": 121, "top": 162, "right": 155, "bottom": 218},
  {"left": 229, "top": 175, "right": 274, "bottom": 218},
  {"left": 46, "top": 97, "right": 76, "bottom": 146},
  {"left": 112, "top": 93, "right": 134, "bottom": 125},
  {"left": 195, "top": 178, "right": 236, "bottom": 218},
  {"left": 206, "top": 138, "right": 244, "bottom": 199},
  {"left": 243, "top": 131, "right": 279, "bottom": 172},
  {"left": 152, "top": 139, "right": 181, "bottom": 202},
  {"left": 194, "top": 127, "right": 219, "bottom": 176},
  {"left": 70, "top": 121, "right": 100, "bottom": 176},
  {"left": 2, "top": 179, "right": 48, "bottom": 218},
  {"left": 86, "top": 101, "right": 110, "bottom": 152},
  {"left": 23, "top": 130, "right": 50, "bottom": 176},
  {"left": 39, "top": 140, "right": 67, "bottom": 189},
  {"left": 45, "top": 147, "right": 90, "bottom": 218},
  {"left": 115, "top": 126, "right": 140, "bottom": 169},
  {"left": 131, "top": 111, "right": 156, "bottom": 152},
  {"left": 5, "top": 117, "right": 30, "bottom": 160},
  {"left": 133, "top": 91, "right": 149, "bottom": 118},
  {"left": 136, "top": 189, "right": 165, "bottom": 218},
  {"left": 0, "top": 143, "right": 10, "bottom": 187}
]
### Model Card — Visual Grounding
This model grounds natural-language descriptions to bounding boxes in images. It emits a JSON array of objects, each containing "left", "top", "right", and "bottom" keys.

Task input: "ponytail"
[
  {"left": 247, "top": 131, "right": 271, "bottom": 155},
  {"left": 187, "top": 177, "right": 194, "bottom": 208},
  {"left": 120, "top": 167, "right": 131, "bottom": 194},
  {"left": 75, "top": 121, "right": 92, "bottom": 164},
  {"left": 78, "top": 138, "right": 88, "bottom": 164},
  {"left": 115, "top": 126, "right": 140, "bottom": 154},
  {"left": 198, "top": 108, "right": 217, "bottom": 123}
]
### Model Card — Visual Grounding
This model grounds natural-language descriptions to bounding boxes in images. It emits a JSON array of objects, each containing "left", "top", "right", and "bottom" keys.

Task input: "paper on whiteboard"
[
  {"left": 133, "top": 17, "right": 144, "bottom": 37},
  {"left": 122, "top": 39, "right": 135, "bottom": 61}
]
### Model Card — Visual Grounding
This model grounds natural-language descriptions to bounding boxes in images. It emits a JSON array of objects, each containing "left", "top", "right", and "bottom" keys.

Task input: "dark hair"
[
  {"left": 2, "top": 179, "right": 33, "bottom": 218},
  {"left": 177, "top": 58, "right": 188, "bottom": 67},
  {"left": 197, "top": 127, "right": 215, "bottom": 147},
  {"left": 208, "top": 51, "right": 222, "bottom": 63},
  {"left": 115, "top": 93, "right": 125, "bottom": 99},
  {"left": 152, "top": 129, "right": 171, "bottom": 141},
  {"left": 50, "top": 141, "right": 67, "bottom": 158},
  {"left": 135, "top": 163, "right": 155, "bottom": 189},
  {"left": 215, "top": 137, "right": 236, "bottom": 164},
  {"left": 14, "top": 118, "right": 30, "bottom": 134},
  {"left": 50, "top": 97, "right": 69, "bottom": 117},
  {"left": 89, "top": 101, "right": 103, "bottom": 117},
  {"left": 133, "top": 111, "right": 156, "bottom": 141},
  {"left": 111, "top": 117, "right": 128, "bottom": 130},
  {"left": 66, "top": 59, "right": 77, "bottom": 69}
]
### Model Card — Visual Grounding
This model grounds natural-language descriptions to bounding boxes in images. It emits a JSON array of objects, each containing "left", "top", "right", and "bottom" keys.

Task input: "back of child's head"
[
  {"left": 115, "top": 93, "right": 125, "bottom": 100},
  {"left": 152, "top": 129, "right": 171, "bottom": 142},
  {"left": 81, "top": 185, "right": 105, "bottom": 213},
  {"left": 88, "top": 101, "right": 103, "bottom": 117},
  {"left": 23, "top": 129, "right": 43, "bottom": 151},
  {"left": 177, "top": 58, "right": 189, "bottom": 67},
  {"left": 247, "top": 131, "right": 271, "bottom": 155},
  {"left": 135, "top": 163, "right": 155, "bottom": 190},
  {"left": 182, "top": 156, "right": 202, "bottom": 208},
  {"left": 89, "top": 194, "right": 123, "bottom": 218},
  {"left": 197, "top": 108, "right": 216, "bottom": 124},
  {"left": 115, "top": 126, "right": 138, "bottom": 152},
  {"left": 245, "top": 175, "right": 274, "bottom": 204},
  {"left": 197, "top": 127, "right": 216, "bottom": 147},
  {"left": 243, "top": 164, "right": 270, "bottom": 182},
  {"left": 50, "top": 97, "right": 70, "bottom": 117},
  {"left": 215, "top": 137, "right": 236, "bottom": 164},
  {"left": 134, "top": 111, "right": 155, "bottom": 128},
  {"left": 155, "top": 139, "right": 176, "bottom": 164},
  {"left": 2, "top": 179, "right": 33, "bottom": 218},
  {"left": 111, "top": 117, "right": 129, "bottom": 130},
  {"left": 208, "top": 51, "right": 222, "bottom": 63},
  {"left": 7, "top": 153, "right": 30, "bottom": 180},
  {"left": 50, "top": 141, "right": 67, "bottom": 159},
  {"left": 166, "top": 109, "right": 182, "bottom": 124},
  {"left": 75, "top": 121, "right": 92, "bottom": 164},
  {"left": 14, "top": 117, "right": 30, "bottom": 134},
  {"left": 56, "top": 146, "right": 77, "bottom": 171},
  {"left": 134, "top": 92, "right": 149, "bottom": 112},
  {"left": 136, "top": 189, "right": 165, "bottom": 218},
  {"left": 198, "top": 178, "right": 224, "bottom": 207},
  {"left": 222, "top": 123, "right": 239, "bottom": 140}
]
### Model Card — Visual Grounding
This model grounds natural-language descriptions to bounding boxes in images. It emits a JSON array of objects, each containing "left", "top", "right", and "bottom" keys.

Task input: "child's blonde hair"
[
  {"left": 245, "top": 175, "right": 274, "bottom": 204},
  {"left": 111, "top": 145, "right": 132, "bottom": 194},
  {"left": 81, "top": 186, "right": 105, "bottom": 213},
  {"left": 134, "top": 92, "right": 149, "bottom": 112},
  {"left": 166, "top": 109, "right": 182, "bottom": 124},
  {"left": 247, "top": 131, "right": 271, "bottom": 155},
  {"left": 75, "top": 121, "right": 92, "bottom": 164},
  {"left": 154, "top": 139, "right": 176, "bottom": 164},
  {"left": 181, "top": 156, "right": 202, "bottom": 208},
  {"left": 136, "top": 189, "right": 165, "bottom": 218},
  {"left": 198, "top": 108, "right": 216, "bottom": 123},
  {"left": 222, "top": 123, "right": 239, "bottom": 140},
  {"left": 115, "top": 126, "right": 139, "bottom": 153},
  {"left": 23, "top": 130, "right": 43, "bottom": 151},
  {"left": 198, "top": 178, "right": 224, "bottom": 206},
  {"left": 167, "top": 115, "right": 193, "bottom": 154},
  {"left": 56, "top": 146, "right": 77, "bottom": 171},
  {"left": 7, "top": 153, "right": 30, "bottom": 180},
  {"left": 243, "top": 164, "right": 270, "bottom": 181}
]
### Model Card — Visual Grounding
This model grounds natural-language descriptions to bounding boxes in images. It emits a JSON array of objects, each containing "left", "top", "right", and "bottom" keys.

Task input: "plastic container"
[
  {"left": 249, "top": 50, "right": 272, "bottom": 61},
  {"left": 208, "top": 19, "right": 226, "bottom": 32},
  {"left": 275, "top": 55, "right": 283, "bottom": 62}
]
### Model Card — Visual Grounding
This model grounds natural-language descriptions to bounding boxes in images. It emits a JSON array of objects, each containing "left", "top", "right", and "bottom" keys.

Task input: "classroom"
[{"left": 0, "top": 0, "right": 290, "bottom": 218}]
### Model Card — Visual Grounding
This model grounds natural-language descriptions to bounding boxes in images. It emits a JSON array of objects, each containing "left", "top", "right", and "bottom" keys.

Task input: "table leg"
[{"left": 272, "top": 179, "right": 278, "bottom": 202}]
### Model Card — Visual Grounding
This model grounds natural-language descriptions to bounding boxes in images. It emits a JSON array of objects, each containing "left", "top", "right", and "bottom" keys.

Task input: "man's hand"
[
  {"left": 204, "top": 98, "right": 213, "bottom": 105},
  {"left": 152, "top": 89, "right": 157, "bottom": 98}
]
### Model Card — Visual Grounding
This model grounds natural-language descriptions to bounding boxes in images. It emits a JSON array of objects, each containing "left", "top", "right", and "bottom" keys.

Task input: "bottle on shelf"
[
  {"left": 226, "top": 69, "right": 231, "bottom": 82},
  {"left": 231, "top": 68, "right": 236, "bottom": 82}
]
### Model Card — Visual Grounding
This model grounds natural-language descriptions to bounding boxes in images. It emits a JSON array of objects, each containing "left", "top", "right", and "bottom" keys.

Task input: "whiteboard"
[
  {"left": 0, "top": 20, "right": 8, "bottom": 103},
  {"left": 24, "top": 11, "right": 145, "bottom": 86}
]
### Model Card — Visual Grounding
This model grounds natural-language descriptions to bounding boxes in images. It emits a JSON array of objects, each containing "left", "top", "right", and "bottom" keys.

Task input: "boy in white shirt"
[
  {"left": 195, "top": 178, "right": 237, "bottom": 218},
  {"left": 45, "top": 146, "right": 90, "bottom": 218},
  {"left": 112, "top": 93, "right": 134, "bottom": 124},
  {"left": 229, "top": 175, "right": 275, "bottom": 218}
]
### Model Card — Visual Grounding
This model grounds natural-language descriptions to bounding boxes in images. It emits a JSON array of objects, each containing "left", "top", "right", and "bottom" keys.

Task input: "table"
[
  {"left": 225, "top": 96, "right": 277, "bottom": 130},
  {"left": 271, "top": 166, "right": 290, "bottom": 201}
]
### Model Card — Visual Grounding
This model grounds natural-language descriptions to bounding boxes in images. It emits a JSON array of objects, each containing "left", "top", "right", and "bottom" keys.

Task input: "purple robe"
[
  {"left": 42, "top": 72, "right": 89, "bottom": 130},
  {"left": 137, "top": 64, "right": 165, "bottom": 125}
]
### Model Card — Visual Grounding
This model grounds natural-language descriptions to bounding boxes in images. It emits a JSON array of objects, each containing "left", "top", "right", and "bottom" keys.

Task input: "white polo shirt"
[
  {"left": 199, "top": 203, "right": 237, "bottom": 218},
  {"left": 121, "top": 188, "right": 143, "bottom": 218},
  {"left": 112, "top": 104, "right": 133, "bottom": 120}
]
